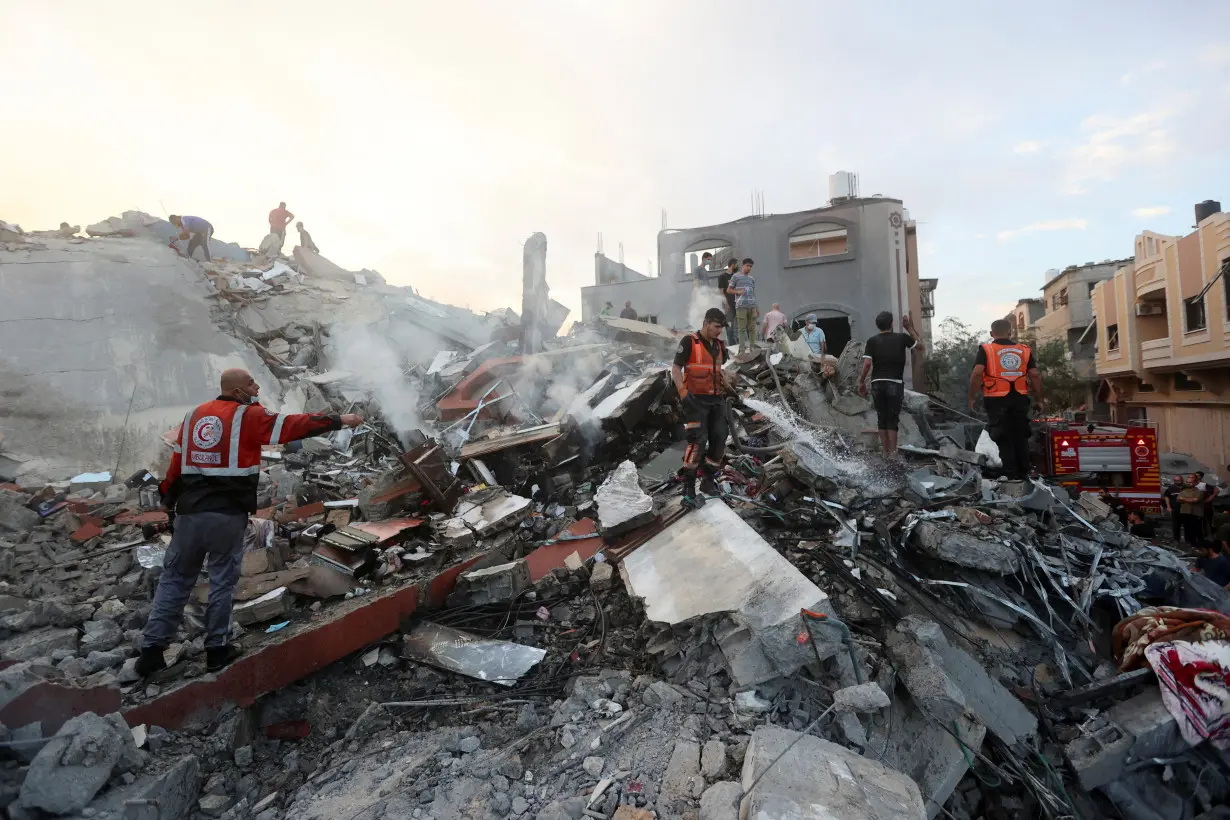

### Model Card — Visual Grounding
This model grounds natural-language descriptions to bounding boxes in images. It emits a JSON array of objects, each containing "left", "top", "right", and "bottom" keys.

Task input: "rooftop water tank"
[{"left": 1195, "top": 200, "right": 1222, "bottom": 224}]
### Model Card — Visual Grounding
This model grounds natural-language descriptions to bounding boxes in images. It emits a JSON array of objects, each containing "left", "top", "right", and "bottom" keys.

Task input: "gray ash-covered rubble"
[{"left": 4, "top": 211, "right": 1230, "bottom": 819}]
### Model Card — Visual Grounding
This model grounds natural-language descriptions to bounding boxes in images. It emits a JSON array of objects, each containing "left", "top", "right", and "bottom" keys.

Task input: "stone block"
[
  {"left": 1064, "top": 716, "right": 1134, "bottom": 791},
  {"left": 595, "top": 460, "right": 655, "bottom": 536},
  {"left": 912, "top": 521, "right": 1020, "bottom": 574},
  {"left": 20, "top": 711, "right": 125, "bottom": 814},
  {"left": 895, "top": 616, "right": 1036, "bottom": 745},
  {"left": 661, "top": 740, "right": 704, "bottom": 808},
  {"left": 87, "top": 754, "right": 200, "bottom": 820},
  {"left": 740, "top": 726, "right": 926, "bottom": 819},
  {"left": 589, "top": 562, "right": 613, "bottom": 592},
  {"left": 1108, "top": 688, "right": 1184, "bottom": 761},
  {"left": 885, "top": 631, "right": 966, "bottom": 724},
  {"left": 0, "top": 491, "right": 38, "bottom": 535},
  {"left": 81, "top": 618, "right": 124, "bottom": 654},
  {"left": 701, "top": 739, "right": 727, "bottom": 780},
  {"left": 2, "top": 627, "right": 79, "bottom": 661},
  {"left": 699, "top": 781, "right": 742, "bottom": 820},
  {"left": 833, "top": 682, "right": 892, "bottom": 713}
]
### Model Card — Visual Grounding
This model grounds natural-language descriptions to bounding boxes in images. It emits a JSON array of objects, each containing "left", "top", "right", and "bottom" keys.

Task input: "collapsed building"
[{"left": 1, "top": 215, "right": 1229, "bottom": 820}]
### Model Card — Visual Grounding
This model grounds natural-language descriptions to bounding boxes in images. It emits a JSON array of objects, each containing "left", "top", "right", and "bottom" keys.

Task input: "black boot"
[
  {"left": 699, "top": 470, "right": 720, "bottom": 496},
  {"left": 206, "top": 644, "right": 242, "bottom": 673},
  {"left": 134, "top": 646, "right": 167, "bottom": 677},
  {"left": 681, "top": 472, "right": 705, "bottom": 510}
]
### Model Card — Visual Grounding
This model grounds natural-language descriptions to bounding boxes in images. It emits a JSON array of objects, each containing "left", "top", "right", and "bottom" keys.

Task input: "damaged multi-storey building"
[
  {"left": 0, "top": 210, "right": 1228, "bottom": 820},
  {"left": 581, "top": 172, "right": 937, "bottom": 384}
]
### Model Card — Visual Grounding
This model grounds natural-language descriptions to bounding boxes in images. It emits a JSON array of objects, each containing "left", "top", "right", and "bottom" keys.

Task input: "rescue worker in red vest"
[
  {"left": 136, "top": 369, "right": 363, "bottom": 676},
  {"left": 969, "top": 319, "right": 1044, "bottom": 480},
  {"left": 671, "top": 308, "right": 734, "bottom": 508}
]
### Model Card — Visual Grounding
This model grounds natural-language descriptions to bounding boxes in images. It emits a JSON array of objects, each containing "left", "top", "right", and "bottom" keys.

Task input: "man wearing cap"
[
  {"left": 671, "top": 308, "right": 733, "bottom": 508},
  {"left": 801, "top": 315, "right": 826, "bottom": 356}
]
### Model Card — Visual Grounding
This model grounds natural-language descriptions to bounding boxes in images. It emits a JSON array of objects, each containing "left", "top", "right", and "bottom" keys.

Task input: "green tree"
[{"left": 1019, "top": 332, "right": 1087, "bottom": 411}]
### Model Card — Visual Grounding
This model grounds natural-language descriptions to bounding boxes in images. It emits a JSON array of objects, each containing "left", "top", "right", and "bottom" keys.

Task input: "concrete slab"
[
  {"left": 912, "top": 521, "right": 1020, "bottom": 574},
  {"left": 619, "top": 501, "right": 838, "bottom": 686},
  {"left": 895, "top": 616, "right": 1036, "bottom": 746},
  {"left": 740, "top": 726, "right": 926, "bottom": 819}
]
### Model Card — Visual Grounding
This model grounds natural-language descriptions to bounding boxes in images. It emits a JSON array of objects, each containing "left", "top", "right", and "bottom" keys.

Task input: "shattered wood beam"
[{"left": 1048, "top": 668, "right": 1154, "bottom": 708}]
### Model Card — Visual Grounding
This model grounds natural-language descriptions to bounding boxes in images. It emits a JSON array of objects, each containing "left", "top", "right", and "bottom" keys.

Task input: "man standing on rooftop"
[
  {"left": 859, "top": 312, "right": 924, "bottom": 458},
  {"left": 726, "top": 258, "right": 758, "bottom": 351},
  {"left": 268, "top": 202, "right": 294, "bottom": 255},
  {"left": 761, "top": 303, "right": 787, "bottom": 342}
]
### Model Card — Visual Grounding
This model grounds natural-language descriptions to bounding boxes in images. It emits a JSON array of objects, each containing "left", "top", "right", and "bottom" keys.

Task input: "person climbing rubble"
[
  {"left": 969, "top": 318, "right": 1042, "bottom": 480},
  {"left": 296, "top": 221, "right": 319, "bottom": 254},
  {"left": 136, "top": 368, "right": 363, "bottom": 676},
  {"left": 672, "top": 308, "right": 734, "bottom": 508},
  {"left": 168, "top": 214, "right": 213, "bottom": 261}
]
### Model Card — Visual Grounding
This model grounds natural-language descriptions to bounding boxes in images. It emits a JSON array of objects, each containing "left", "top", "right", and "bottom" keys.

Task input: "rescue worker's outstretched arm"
[
  {"left": 250, "top": 409, "right": 362, "bottom": 446},
  {"left": 969, "top": 364, "right": 986, "bottom": 410},
  {"left": 903, "top": 314, "right": 925, "bottom": 359}
]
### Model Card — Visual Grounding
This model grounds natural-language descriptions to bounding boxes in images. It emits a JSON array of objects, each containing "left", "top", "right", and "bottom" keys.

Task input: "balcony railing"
[{"left": 1141, "top": 337, "right": 1172, "bottom": 364}]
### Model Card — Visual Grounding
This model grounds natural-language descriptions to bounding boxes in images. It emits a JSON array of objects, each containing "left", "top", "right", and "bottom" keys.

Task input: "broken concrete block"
[
  {"left": 701, "top": 739, "right": 727, "bottom": 780},
  {"left": 886, "top": 630, "right": 967, "bottom": 724},
  {"left": 620, "top": 500, "right": 839, "bottom": 687},
  {"left": 833, "top": 682, "right": 892, "bottom": 713},
  {"left": 20, "top": 711, "right": 126, "bottom": 814},
  {"left": 1064, "top": 715, "right": 1134, "bottom": 791},
  {"left": 232, "top": 586, "right": 291, "bottom": 626},
  {"left": 661, "top": 740, "right": 704, "bottom": 808},
  {"left": 449, "top": 489, "right": 532, "bottom": 537},
  {"left": 81, "top": 618, "right": 123, "bottom": 654},
  {"left": 911, "top": 521, "right": 1020, "bottom": 574},
  {"left": 0, "top": 491, "right": 38, "bottom": 534},
  {"left": 642, "top": 680, "right": 683, "bottom": 708},
  {"left": 84, "top": 753, "right": 200, "bottom": 820},
  {"left": 595, "top": 460, "right": 655, "bottom": 536},
  {"left": 699, "top": 781, "right": 742, "bottom": 820},
  {"left": 2, "top": 626, "right": 79, "bottom": 661},
  {"left": 82, "top": 648, "right": 128, "bottom": 675},
  {"left": 9, "top": 722, "right": 45, "bottom": 764},
  {"left": 402, "top": 621, "right": 545, "bottom": 687},
  {"left": 451, "top": 559, "right": 531, "bottom": 606},
  {"left": 1108, "top": 688, "right": 1184, "bottom": 761},
  {"left": 740, "top": 726, "right": 926, "bottom": 819},
  {"left": 345, "top": 703, "right": 391, "bottom": 740},
  {"left": 589, "top": 561, "right": 613, "bottom": 592},
  {"left": 894, "top": 616, "right": 1036, "bottom": 746}
]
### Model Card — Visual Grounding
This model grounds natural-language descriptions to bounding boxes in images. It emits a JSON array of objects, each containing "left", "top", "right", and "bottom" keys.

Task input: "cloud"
[
  {"left": 1012, "top": 140, "right": 1045, "bottom": 154},
  {"left": 997, "top": 219, "right": 1088, "bottom": 242},
  {"left": 1120, "top": 59, "right": 1168, "bottom": 84},
  {"left": 1132, "top": 206, "right": 1170, "bottom": 218},
  {"left": 1199, "top": 45, "right": 1230, "bottom": 66},
  {"left": 1060, "top": 108, "right": 1178, "bottom": 194}
]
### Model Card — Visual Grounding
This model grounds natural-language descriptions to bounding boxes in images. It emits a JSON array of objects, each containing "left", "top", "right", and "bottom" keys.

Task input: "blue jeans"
[{"left": 142, "top": 511, "right": 247, "bottom": 650}]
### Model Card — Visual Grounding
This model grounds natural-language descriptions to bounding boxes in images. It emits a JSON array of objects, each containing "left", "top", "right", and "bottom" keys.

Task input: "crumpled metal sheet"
[{"left": 402, "top": 622, "right": 546, "bottom": 688}]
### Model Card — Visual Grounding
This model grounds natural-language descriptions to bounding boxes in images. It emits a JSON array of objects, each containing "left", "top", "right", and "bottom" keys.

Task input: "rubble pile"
[{"left": 2, "top": 212, "right": 1229, "bottom": 819}]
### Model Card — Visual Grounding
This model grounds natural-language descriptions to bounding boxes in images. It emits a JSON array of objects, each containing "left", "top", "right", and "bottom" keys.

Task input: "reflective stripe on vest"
[
  {"left": 981, "top": 342, "right": 1030, "bottom": 398},
  {"left": 179, "top": 403, "right": 261, "bottom": 477},
  {"left": 683, "top": 333, "right": 723, "bottom": 395}
]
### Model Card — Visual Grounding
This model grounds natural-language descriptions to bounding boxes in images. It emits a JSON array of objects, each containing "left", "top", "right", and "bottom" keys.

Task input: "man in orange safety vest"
[
  {"left": 671, "top": 308, "right": 734, "bottom": 509},
  {"left": 969, "top": 319, "right": 1044, "bottom": 480}
]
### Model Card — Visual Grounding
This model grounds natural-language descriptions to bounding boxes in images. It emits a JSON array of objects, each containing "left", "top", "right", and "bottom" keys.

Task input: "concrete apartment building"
[
  {"left": 1091, "top": 200, "right": 1230, "bottom": 477},
  {"left": 581, "top": 174, "right": 932, "bottom": 385},
  {"left": 1029, "top": 259, "right": 1134, "bottom": 381}
]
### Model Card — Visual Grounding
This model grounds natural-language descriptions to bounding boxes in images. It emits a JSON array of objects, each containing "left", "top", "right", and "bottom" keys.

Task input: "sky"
[{"left": 2, "top": 0, "right": 1228, "bottom": 338}]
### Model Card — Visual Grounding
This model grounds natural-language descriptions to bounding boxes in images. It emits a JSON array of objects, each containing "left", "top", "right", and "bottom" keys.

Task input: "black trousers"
[
  {"left": 186, "top": 230, "right": 212, "bottom": 261},
  {"left": 1170, "top": 507, "right": 1182, "bottom": 539},
  {"left": 985, "top": 400, "right": 1032, "bottom": 480},
  {"left": 871, "top": 381, "right": 905, "bottom": 431},
  {"left": 1181, "top": 513, "right": 1204, "bottom": 545},
  {"left": 682, "top": 395, "right": 728, "bottom": 475}
]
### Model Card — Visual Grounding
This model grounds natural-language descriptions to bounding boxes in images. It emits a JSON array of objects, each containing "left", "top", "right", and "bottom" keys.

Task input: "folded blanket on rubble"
[
  {"left": 1144, "top": 640, "right": 1230, "bottom": 749},
  {"left": 1113, "top": 606, "right": 1230, "bottom": 671}
]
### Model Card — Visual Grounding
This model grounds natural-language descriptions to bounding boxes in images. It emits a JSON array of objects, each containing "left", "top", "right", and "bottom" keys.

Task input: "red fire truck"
[{"left": 1038, "top": 420, "right": 1163, "bottom": 514}]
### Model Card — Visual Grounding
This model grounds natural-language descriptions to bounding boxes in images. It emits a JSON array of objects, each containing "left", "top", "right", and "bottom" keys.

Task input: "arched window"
[{"left": 788, "top": 223, "right": 848, "bottom": 260}]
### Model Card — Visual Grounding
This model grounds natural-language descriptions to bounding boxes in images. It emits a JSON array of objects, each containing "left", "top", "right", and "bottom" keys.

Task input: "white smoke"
[
  {"left": 685, "top": 280, "right": 724, "bottom": 331},
  {"left": 329, "top": 323, "right": 429, "bottom": 443}
]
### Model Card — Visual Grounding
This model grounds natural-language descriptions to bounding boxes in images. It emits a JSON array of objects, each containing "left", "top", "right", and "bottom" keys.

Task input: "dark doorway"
[{"left": 791, "top": 315, "right": 852, "bottom": 356}]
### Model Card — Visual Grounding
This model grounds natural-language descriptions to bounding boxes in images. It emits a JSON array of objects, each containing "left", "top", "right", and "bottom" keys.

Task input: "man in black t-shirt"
[
  {"left": 715, "top": 259, "right": 739, "bottom": 346},
  {"left": 858, "top": 311, "right": 924, "bottom": 457},
  {"left": 969, "top": 319, "right": 1044, "bottom": 479}
]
